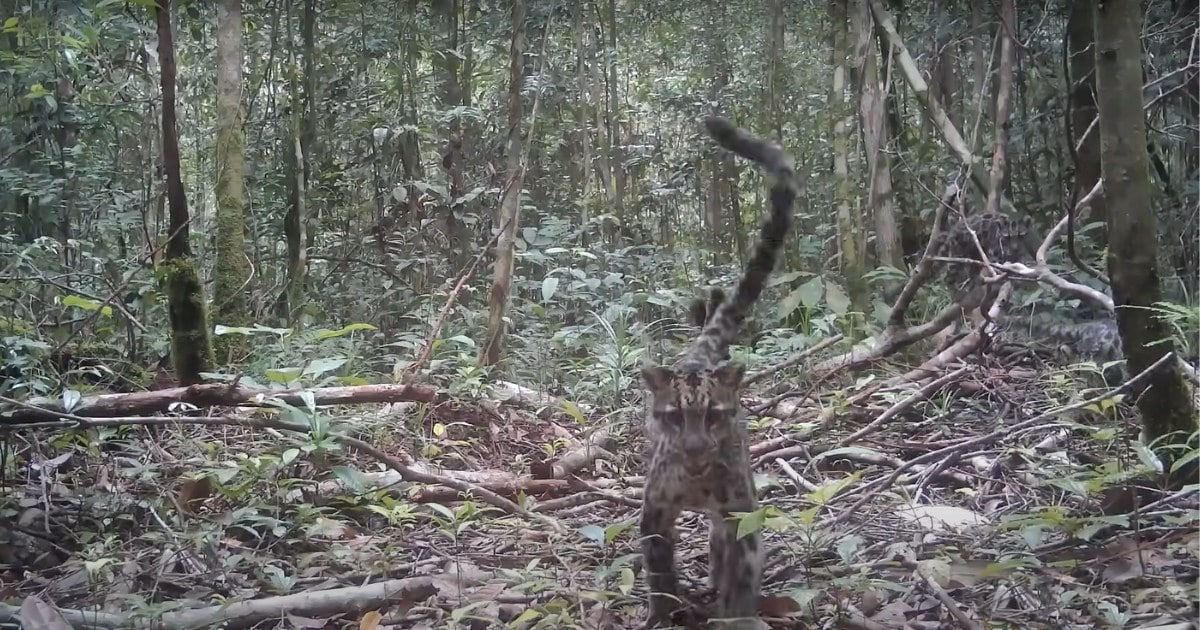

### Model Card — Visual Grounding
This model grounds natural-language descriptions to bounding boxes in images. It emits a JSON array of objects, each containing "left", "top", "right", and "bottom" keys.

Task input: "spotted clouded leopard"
[
  {"left": 933, "top": 211, "right": 1039, "bottom": 290},
  {"left": 990, "top": 313, "right": 1130, "bottom": 381},
  {"left": 639, "top": 117, "right": 795, "bottom": 629}
]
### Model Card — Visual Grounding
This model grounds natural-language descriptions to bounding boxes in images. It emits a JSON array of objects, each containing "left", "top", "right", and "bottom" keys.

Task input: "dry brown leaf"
[{"left": 359, "top": 610, "right": 383, "bottom": 630}]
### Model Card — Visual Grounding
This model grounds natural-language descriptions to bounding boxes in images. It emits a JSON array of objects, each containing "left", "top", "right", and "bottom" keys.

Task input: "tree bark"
[
  {"left": 604, "top": 0, "right": 625, "bottom": 237},
  {"left": 156, "top": 0, "right": 213, "bottom": 384},
  {"left": 1093, "top": 0, "right": 1197, "bottom": 451},
  {"left": 765, "top": 0, "right": 786, "bottom": 142},
  {"left": 1066, "top": 1, "right": 1105, "bottom": 231},
  {"left": 572, "top": 2, "right": 594, "bottom": 240},
  {"left": 281, "top": 1, "right": 309, "bottom": 322},
  {"left": 831, "top": 0, "right": 868, "bottom": 309},
  {"left": 984, "top": 0, "right": 1015, "bottom": 215},
  {"left": 478, "top": 0, "right": 527, "bottom": 367},
  {"left": 853, "top": 0, "right": 902, "bottom": 269},
  {"left": 214, "top": 0, "right": 249, "bottom": 327},
  {"left": 434, "top": 0, "right": 471, "bottom": 268}
]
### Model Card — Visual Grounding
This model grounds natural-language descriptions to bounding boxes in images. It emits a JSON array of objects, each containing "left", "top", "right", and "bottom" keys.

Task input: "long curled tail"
[{"left": 689, "top": 116, "right": 796, "bottom": 363}]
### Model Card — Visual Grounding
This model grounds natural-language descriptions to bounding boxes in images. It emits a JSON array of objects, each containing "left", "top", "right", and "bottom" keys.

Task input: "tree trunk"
[
  {"left": 573, "top": 2, "right": 594, "bottom": 240},
  {"left": 853, "top": 0, "right": 902, "bottom": 270},
  {"left": 1067, "top": 2, "right": 1105, "bottom": 230},
  {"left": 984, "top": 0, "right": 1015, "bottom": 215},
  {"left": 214, "top": 0, "right": 249, "bottom": 328},
  {"left": 765, "top": 0, "right": 786, "bottom": 142},
  {"left": 1093, "top": 0, "right": 1197, "bottom": 453},
  {"left": 156, "top": 0, "right": 213, "bottom": 384},
  {"left": 604, "top": 0, "right": 625, "bottom": 236},
  {"left": 478, "top": 0, "right": 527, "bottom": 367},
  {"left": 434, "top": 0, "right": 471, "bottom": 268},
  {"left": 281, "top": 1, "right": 309, "bottom": 322},
  {"left": 831, "top": 0, "right": 867, "bottom": 310}
]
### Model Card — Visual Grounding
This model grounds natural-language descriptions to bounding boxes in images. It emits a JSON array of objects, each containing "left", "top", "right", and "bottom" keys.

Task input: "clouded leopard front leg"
[
  {"left": 640, "top": 500, "right": 682, "bottom": 627},
  {"left": 709, "top": 506, "right": 762, "bottom": 628}
]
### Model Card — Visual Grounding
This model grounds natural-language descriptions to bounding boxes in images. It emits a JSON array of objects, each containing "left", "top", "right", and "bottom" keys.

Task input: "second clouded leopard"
[
  {"left": 639, "top": 117, "right": 795, "bottom": 629},
  {"left": 933, "top": 211, "right": 1039, "bottom": 290}
]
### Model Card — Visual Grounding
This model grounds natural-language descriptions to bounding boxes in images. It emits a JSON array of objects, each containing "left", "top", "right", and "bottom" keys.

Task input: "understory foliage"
[{"left": 0, "top": 1, "right": 1197, "bottom": 628}]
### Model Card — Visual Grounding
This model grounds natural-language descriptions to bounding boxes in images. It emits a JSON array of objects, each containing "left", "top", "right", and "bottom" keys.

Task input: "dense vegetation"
[{"left": 1, "top": 1, "right": 1196, "bottom": 628}]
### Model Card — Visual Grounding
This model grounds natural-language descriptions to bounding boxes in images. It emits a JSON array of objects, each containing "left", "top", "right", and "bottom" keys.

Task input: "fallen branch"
[
  {"left": 0, "top": 382, "right": 444, "bottom": 424},
  {"left": 531, "top": 425, "right": 616, "bottom": 479},
  {"left": 826, "top": 352, "right": 1179, "bottom": 526},
  {"left": 0, "top": 563, "right": 486, "bottom": 629},
  {"left": 743, "top": 333, "right": 845, "bottom": 386}
]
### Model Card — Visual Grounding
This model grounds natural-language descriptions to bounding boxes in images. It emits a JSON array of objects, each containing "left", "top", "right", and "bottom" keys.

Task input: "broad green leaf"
[
  {"left": 541, "top": 276, "right": 560, "bottom": 302},
  {"left": 734, "top": 508, "right": 766, "bottom": 540},
  {"left": 265, "top": 368, "right": 302, "bottom": 384},
  {"left": 331, "top": 465, "right": 369, "bottom": 493},
  {"left": 62, "top": 295, "right": 112, "bottom": 317},
  {"left": 447, "top": 335, "right": 476, "bottom": 348},
  {"left": 804, "top": 471, "right": 864, "bottom": 505},
  {"left": 825, "top": 280, "right": 850, "bottom": 315},
  {"left": 777, "top": 285, "right": 807, "bottom": 320},
  {"left": 313, "top": 323, "right": 377, "bottom": 340},
  {"left": 506, "top": 609, "right": 542, "bottom": 627},
  {"left": 798, "top": 276, "right": 824, "bottom": 308},
  {"left": 303, "top": 357, "right": 347, "bottom": 377}
]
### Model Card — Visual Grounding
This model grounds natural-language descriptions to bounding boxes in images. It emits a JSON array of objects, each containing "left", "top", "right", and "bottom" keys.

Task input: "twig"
[
  {"left": 404, "top": 217, "right": 513, "bottom": 380},
  {"left": 0, "top": 397, "right": 565, "bottom": 532},
  {"left": 744, "top": 333, "right": 844, "bottom": 386},
  {"left": 826, "top": 352, "right": 1179, "bottom": 525},
  {"left": 913, "top": 561, "right": 984, "bottom": 630},
  {"left": 839, "top": 365, "right": 969, "bottom": 446}
]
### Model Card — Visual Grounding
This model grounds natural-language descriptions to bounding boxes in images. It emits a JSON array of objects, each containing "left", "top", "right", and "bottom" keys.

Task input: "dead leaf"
[
  {"left": 176, "top": 476, "right": 215, "bottom": 513},
  {"left": 758, "top": 594, "right": 802, "bottom": 617},
  {"left": 359, "top": 610, "right": 383, "bottom": 630},
  {"left": 20, "top": 596, "right": 72, "bottom": 630},
  {"left": 897, "top": 504, "right": 990, "bottom": 532}
]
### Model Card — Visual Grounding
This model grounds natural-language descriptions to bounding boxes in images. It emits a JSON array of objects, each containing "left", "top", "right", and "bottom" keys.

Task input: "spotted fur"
[
  {"left": 639, "top": 117, "right": 795, "bottom": 629},
  {"left": 934, "top": 212, "right": 1039, "bottom": 289},
  {"left": 993, "top": 314, "right": 1126, "bottom": 382}
]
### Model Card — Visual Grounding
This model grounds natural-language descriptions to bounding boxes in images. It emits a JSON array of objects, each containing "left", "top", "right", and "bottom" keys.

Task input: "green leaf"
[
  {"left": 541, "top": 276, "right": 560, "bottom": 302},
  {"left": 331, "top": 465, "right": 369, "bottom": 493},
  {"left": 265, "top": 368, "right": 302, "bottom": 384},
  {"left": 303, "top": 357, "right": 347, "bottom": 377},
  {"left": 804, "top": 471, "right": 864, "bottom": 505},
  {"left": 61, "top": 295, "right": 112, "bottom": 317},
  {"left": 734, "top": 508, "right": 767, "bottom": 540},
  {"left": 446, "top": 335, "right": 476, "bottom": 348},
  {"left": 506, "top": 609, "right": 542, "bottom": 627},
  {"left": 777, "top": 285, "right": 808, "bottom": 320},
  {"left": 560, "top": 400, "right": 587, "bottom": 425},
  {"left": 825, "top": 280, "right": 850, "bottom": 315},
  {"left": 604, "top": 521, "right": 634, "bottom": 544},
  {"left": 313, "top": 323, "right": 377, "bottom": 340}
]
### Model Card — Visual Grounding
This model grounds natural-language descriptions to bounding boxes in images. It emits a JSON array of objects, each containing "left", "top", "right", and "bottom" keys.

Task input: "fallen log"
[
  {"left": 0, "top": 561, "right": 487, "bottom": 629},
  {"left": 0, "top": 382, "right": 444, "bottom": 423}
]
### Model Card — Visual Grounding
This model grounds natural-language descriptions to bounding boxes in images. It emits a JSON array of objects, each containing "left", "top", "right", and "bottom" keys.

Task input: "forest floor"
[{"left": 2, "top": 355, "right": 1198, "bottom": 629}]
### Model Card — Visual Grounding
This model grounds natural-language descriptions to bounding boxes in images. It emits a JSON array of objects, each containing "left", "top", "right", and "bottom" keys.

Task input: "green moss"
[{"left": 159, "top": 257, "right": 215, "bottom": 385}]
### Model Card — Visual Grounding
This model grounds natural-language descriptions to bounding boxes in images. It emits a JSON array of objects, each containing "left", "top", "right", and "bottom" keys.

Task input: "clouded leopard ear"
[
  {"left": 714, "top": 363, "right": 745, "bottom": 387},
  {"left": 641, "top": 366, "right": 674, "bottom": 390}
]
